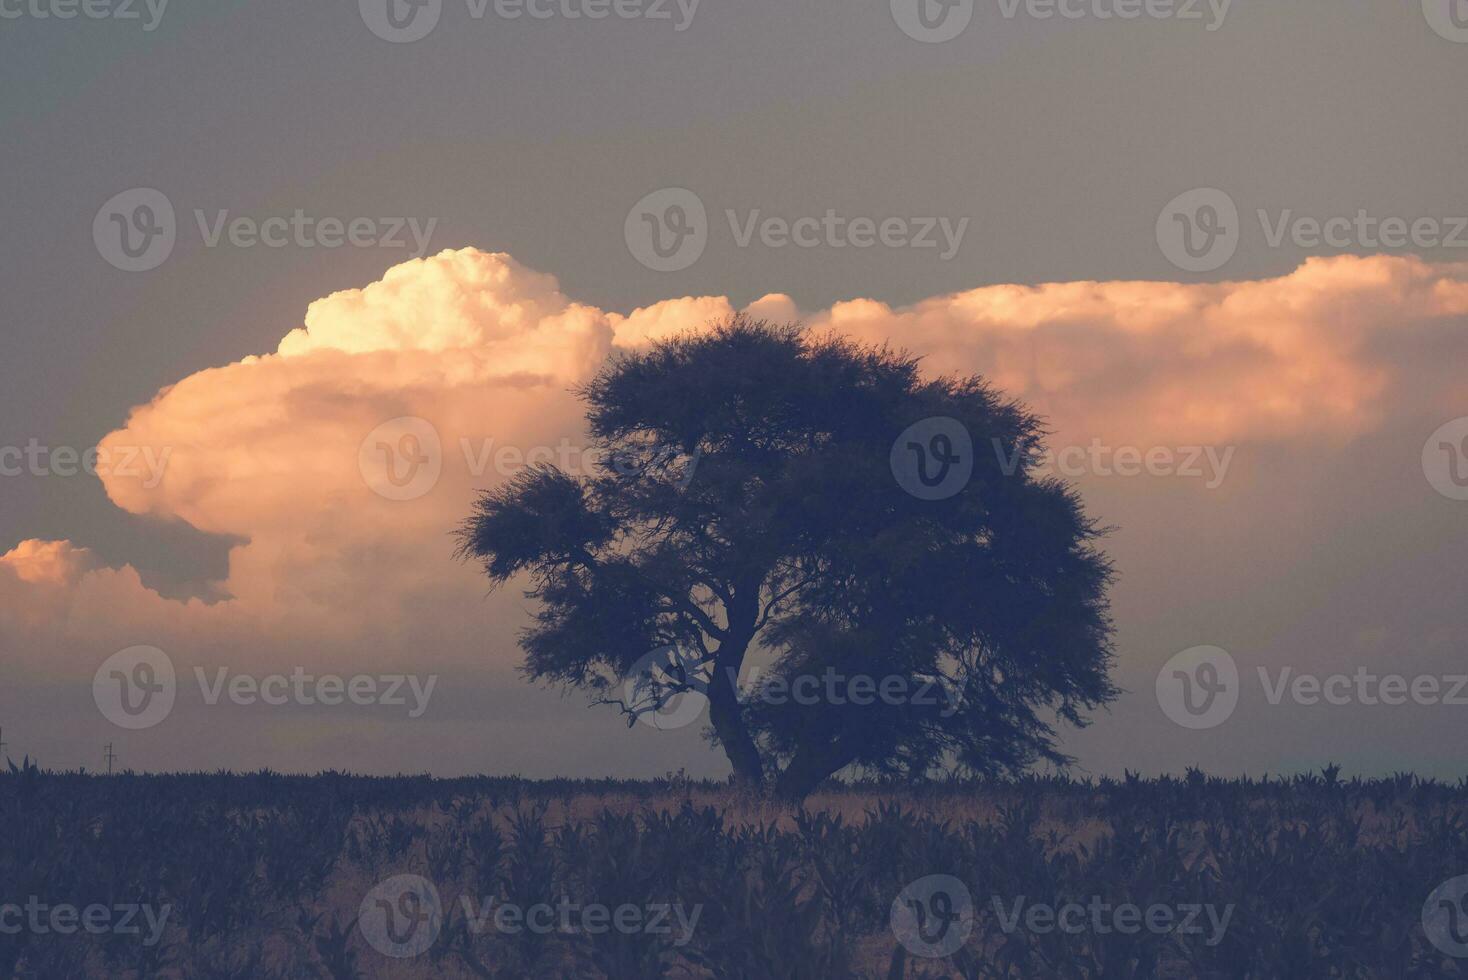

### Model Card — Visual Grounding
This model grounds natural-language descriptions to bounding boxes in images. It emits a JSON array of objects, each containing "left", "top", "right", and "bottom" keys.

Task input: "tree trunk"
[
  {"left": 772, "top": 740, "right": 852, "bottom": 804},
  {"left": 706, "top": 586, "right": 767, "bottom": 791},
  {"left": 706, "top": 668, "right": 765, "bottom": 790},
  {"left": 704, "top": 607, "right": 765, "bottom": 790}
]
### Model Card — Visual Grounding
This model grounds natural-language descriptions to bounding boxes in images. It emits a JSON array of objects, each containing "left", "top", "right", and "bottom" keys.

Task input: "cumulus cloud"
[
  {"left": 816, "top": 255, "right": 1468, "bottom": 448},
  {"left": 1, "top": 539, "right": 99, "bottom": 586},
  {"left": 5, "top": 248, "right": 1468, "bottom": 773}
]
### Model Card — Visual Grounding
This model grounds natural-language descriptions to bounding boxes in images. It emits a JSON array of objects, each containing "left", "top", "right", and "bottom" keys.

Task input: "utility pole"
[
  {"left": 0, "top": 726, "right": 7, "bottom": 761},
  {"left": 105, "top": 742, "right": 118, "bottom": 776}
]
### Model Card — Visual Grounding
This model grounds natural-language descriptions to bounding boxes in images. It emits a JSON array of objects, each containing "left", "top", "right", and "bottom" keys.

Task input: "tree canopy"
[{"left": 456, "top": 316, "right": 1116, "bottom": 801}]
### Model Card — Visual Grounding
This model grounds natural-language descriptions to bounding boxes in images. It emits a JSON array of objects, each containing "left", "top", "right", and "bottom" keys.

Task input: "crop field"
[{"left": 4, "top": 762, "right": 1468, "bottom": 978}]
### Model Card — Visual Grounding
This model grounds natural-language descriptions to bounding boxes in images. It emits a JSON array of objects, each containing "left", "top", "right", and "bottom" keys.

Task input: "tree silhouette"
[{"left": 456, "top": 317, "right": 1116, "bottom": 801}]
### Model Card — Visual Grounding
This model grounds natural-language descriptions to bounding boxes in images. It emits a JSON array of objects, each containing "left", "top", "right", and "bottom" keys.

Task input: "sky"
[{"left": 1, "top": 0, "right": 1466, "bottom": 779}]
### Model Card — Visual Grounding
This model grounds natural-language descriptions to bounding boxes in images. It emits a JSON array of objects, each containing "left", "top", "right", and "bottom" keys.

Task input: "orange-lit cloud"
[
  {"left": 816, "top": 254, "right": 1468, "bottom": 447},
  {"left": 5, "top": 248, "right": 1467, "bottom": 699}
]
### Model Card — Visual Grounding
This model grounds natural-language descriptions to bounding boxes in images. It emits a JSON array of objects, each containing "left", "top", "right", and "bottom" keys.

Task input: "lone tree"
[{"left": 457, "top": 317, "right": 1116, "bottom": 801}]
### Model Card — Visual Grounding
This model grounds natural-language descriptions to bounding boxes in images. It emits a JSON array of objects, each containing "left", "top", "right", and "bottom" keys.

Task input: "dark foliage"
[
  {"left": 456, "top": 316, "right": 1117, "bottom": 800},
  {"left": 2, "top": 766, "right": 1466, "bottom": 977}
]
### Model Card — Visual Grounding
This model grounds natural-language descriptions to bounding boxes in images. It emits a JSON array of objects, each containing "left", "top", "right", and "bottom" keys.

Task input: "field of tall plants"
[{"left": 3, "top": 760, "right": 1467, "bottom": 978}]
